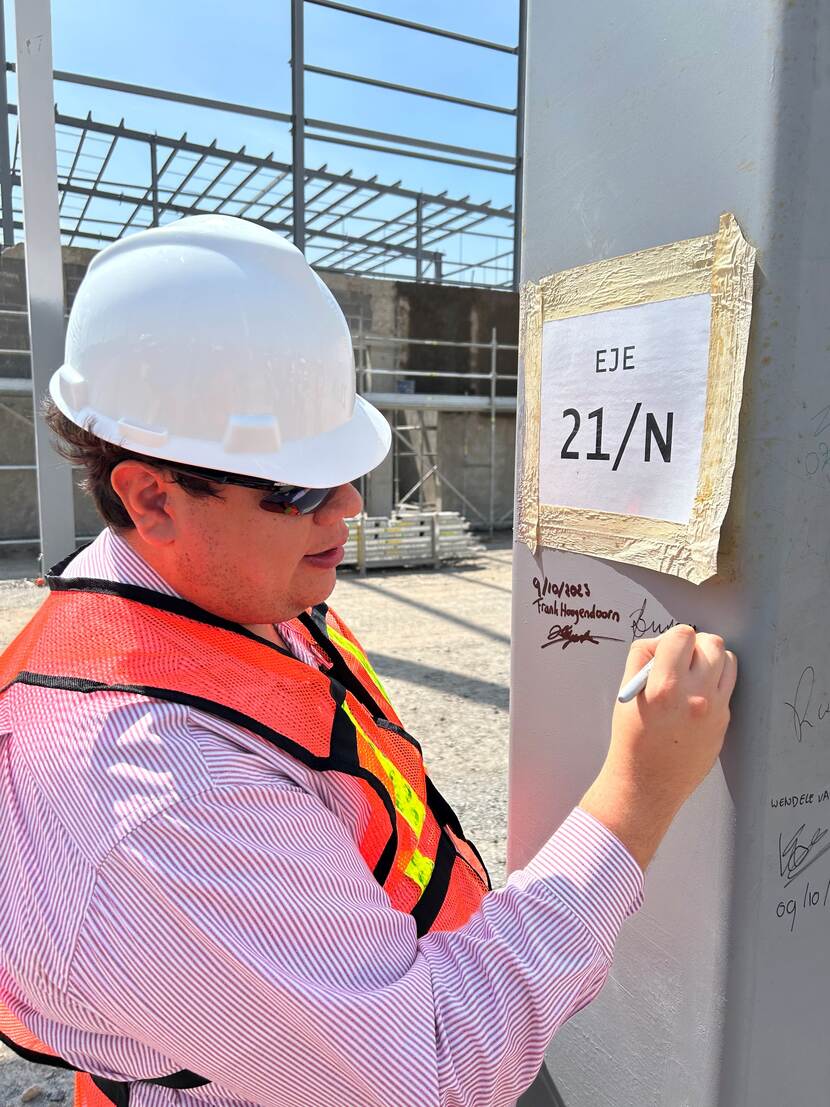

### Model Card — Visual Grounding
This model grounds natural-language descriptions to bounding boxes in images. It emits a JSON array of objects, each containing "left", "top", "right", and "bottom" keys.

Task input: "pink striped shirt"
[{"left": 0, "top": 529, "right": 643, "bottom": 1107}]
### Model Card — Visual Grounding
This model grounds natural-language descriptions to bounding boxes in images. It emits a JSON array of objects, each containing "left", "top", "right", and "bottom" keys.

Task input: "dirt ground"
[{"left": 0, "top": 539, "right": 513, "bottom": 1104}]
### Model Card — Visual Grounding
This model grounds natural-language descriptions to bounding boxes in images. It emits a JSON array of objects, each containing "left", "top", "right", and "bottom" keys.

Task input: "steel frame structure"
[
  {"left": 0, "top": 2, "right": 526, "bottom": 289},
  {"left": 3, "top": 1, "right": 526, "bottom": 569}
]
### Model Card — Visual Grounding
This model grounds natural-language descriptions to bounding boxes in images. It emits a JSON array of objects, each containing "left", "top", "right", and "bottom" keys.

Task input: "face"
[{"left": 111, "top": 461, "right": 363, "bottom": 625}]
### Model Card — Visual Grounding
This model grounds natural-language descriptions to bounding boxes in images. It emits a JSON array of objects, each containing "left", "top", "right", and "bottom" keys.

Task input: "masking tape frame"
[{"left": 517, "top": 213, "right": 756, "bottom": 585}]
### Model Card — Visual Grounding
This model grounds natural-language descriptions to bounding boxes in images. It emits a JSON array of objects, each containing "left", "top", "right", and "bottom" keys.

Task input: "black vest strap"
[
  {"left": 410, "top": 829, "right": 457, "bottom": 936},
  {"left": 0, "top": 1028, "right": 76, "bottom": 1071},
  {"left": 0, "top": 1028, "right": 208, "bottom": 1107},
  {"left": 90, "top": 1068, "right": 210, "bottom": 1106},
  {"left": 90, "top": 1075, "right": 130, "bottom": 1107}
]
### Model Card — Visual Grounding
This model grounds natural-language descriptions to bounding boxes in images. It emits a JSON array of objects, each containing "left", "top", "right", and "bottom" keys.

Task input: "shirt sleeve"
[{"left": 68, "top": 779, "right": 643, "bottom": 1107}]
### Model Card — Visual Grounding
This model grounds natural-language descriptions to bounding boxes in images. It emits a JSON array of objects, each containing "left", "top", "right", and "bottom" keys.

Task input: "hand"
[{"left": 579, "top": 625, "right": 737, "bottom": 871}]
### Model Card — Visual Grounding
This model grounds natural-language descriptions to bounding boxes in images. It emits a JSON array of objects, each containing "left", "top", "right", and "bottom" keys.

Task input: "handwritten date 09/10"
[{"left": 776, "top": 877, "right": 830, "bottom": 934}]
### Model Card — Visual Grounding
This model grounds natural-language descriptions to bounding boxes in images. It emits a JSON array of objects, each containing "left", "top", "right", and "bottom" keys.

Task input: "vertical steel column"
[
  {"left": 290, "top": 0, "right": 305, "bottom": 253},
  {"left": 149, "top": 136, "right": 159, "bottom": 226},
  {"left": 415, "top": 194, "right": 423, "bottom": 282},
  {"left": 512, "top": 0, "right": 527, "bottom": 291},
  {"left": 15, "top": 0, "right": 75, "bottom": 571},
  {"left": 488, "top": 326, "right": 497, "bottom": 536},
  {"left": 356, "top": 513, "right": 367, "bottom": 576},
  {"left": 0, "top": 5, "right": 15, "bottom": 247}
]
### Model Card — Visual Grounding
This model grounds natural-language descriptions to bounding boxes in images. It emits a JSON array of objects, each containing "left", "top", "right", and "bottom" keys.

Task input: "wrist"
[{"left": 578, "top": 771, "right": 679, "bottom": 871}]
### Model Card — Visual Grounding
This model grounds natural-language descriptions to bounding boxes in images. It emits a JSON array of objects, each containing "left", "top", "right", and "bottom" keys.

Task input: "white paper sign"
[{"left": 538, "top": 293, "right": 712, "bottom": 524}]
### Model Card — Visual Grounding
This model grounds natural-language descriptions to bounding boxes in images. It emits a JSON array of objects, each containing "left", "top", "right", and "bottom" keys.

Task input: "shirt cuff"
[{"left": 510, "top": 807, "right": 645, "bottom": 962}]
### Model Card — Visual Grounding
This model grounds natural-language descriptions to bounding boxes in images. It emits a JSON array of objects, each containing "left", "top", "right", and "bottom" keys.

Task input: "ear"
[{"left": 110, "top": 461, "right": 176, "bottom": 545}]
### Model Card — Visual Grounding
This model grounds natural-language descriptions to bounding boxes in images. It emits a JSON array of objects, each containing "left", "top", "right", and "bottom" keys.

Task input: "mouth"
[{"left": 303, "top": 544, "right": 346, "bottom": 569}]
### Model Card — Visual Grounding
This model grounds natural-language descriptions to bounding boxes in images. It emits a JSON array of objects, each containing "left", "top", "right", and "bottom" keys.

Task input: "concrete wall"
[
  {"left": 0, "top": 245, "right": 517, "bottom": 547},
  {"left": 436, "top": 411, "right": 516, "bottom": 527}
]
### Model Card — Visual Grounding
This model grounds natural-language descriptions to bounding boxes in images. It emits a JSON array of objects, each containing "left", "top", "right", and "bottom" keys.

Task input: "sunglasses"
[{"left": 160, "top": 461, "right": 335, "bottom": 515}]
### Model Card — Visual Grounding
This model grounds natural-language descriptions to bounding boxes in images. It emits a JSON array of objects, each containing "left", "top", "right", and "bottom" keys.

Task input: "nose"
[{"left": 313, "top": 481, "right": 363, "bottom": 524}]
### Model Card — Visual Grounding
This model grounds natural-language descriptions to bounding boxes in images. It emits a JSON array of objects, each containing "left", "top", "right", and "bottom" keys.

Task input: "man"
[{"left": 0, "top": 215, "right": 736, "bottom": 1107}]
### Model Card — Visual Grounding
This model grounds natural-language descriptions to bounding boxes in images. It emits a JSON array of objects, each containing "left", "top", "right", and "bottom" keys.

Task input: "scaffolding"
[{"left": 355, "top": 330, "right": 518, "bottom": 534}]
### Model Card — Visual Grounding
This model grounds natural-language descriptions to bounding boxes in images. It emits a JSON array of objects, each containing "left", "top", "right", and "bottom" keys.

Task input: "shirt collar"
[{"left": 61, "top": 528, "right": 179, "bottom": 596}]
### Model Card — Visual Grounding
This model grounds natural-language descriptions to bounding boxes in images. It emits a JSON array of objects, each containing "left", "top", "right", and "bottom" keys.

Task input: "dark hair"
[{"left": 43, "top": 398, "right": 221, "bottom": 529}]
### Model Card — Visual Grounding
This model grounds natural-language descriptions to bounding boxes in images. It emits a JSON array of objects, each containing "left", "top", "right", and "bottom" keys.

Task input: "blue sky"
[{"left": 3, "top": 2, "right": 520, "bottom": 280}]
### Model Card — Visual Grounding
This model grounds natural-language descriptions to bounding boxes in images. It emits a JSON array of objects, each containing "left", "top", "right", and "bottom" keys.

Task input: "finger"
[
  {"left": 718, "top": 650, "right": 738, "bottom": 697},
  {"left": 652, "top": 624, "right": 696, "bottom": 681},
  {"left": 691, "top": 633, "right": 727, "bottom": 685},
  {"left": 620, "top": 637, "right": 660, "bottom": 684}
]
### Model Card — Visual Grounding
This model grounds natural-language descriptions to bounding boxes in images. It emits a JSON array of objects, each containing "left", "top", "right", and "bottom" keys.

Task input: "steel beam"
[
  {"left": 304, "top": 129, "right": 514, "bottom": 175},
  {"left": 0, "top": 6, "right": 15, "bottom": 246},
  {"left": 443, "top": 247, "right": 513, "bottom": 277},
  {"left": 58, "top": 111, "right": 91, "bottom": 213},
  {"left": 53, "top": 177, "right": 445, "bottom": 270},
  {"left": 416, "top": 195, "right": 423, "bottom": 281},
  {"left": 120, "top": 134, "right": 183, "bottom": 235},
  {"left": 149, "top": 136, "right": 159, "bottom": 225},
  {"left": 14, "top": 0, "right": 75, "bottom": 569},
  {"left": 304, "top": 64, "right": 516, "bottom": 115},
  {"left": 355, "top": 211, "right": 490, "bottom": 277},
  {"left": 67, "top": 127, "right": 119, "bottom": 245},
  {"left": 158, "top": 139, "right": 215, "bottom": 212},
  {"left": 304, "top": 174, "right": 368, "bottom": 228},
  {"left": 189, "top": 147, "right": 244, "bottom": 210},
  {"left": 307, "top": 183, "right": 401, "bottom": 258},
  {"left": 304, "top": 0, "right": 517, "bottom": 54},
  {"left": 305, "top": 115, "right": 516, "bottom": 167},
  {"left": 211, "top": 158, "right": 268, "bottom": 214},
  {"left": 290, "top": 0, "right": 305, "bottom": 252},
  {"left": 234, "top": 168, "right": 291, "bottom": 217},
  {"left": 11, "top": 105, "right": 513, "bottom": 218},
  {"left": 512, "top": 0, "right": 527, "bottom": 290},
  {"left": 5, "top": 63, "right": 294, "bottom": 126}
]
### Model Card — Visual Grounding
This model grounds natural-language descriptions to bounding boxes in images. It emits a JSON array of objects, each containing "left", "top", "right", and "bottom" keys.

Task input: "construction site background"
[{"left": 1, "top": 245, "right": 519, "bottom": 560}]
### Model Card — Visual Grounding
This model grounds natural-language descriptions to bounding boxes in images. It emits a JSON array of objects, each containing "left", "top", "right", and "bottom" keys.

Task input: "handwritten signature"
[
  {"left": 784, "top": 666, "right": 830, "bottom": 743},
  {"left": 629, "top": 597, "right": 693, "bottom": 641},
  {"left": 542, "top": 623, "right": 624, "bottom": 651},
  {"left": 779, "top": 823, "right": 830, "bottom": 887}
]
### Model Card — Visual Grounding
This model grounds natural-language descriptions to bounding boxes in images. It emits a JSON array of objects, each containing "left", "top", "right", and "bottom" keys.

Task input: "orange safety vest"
[{"left": 0, "top": 559, "right": 490, "bottom": 1107}]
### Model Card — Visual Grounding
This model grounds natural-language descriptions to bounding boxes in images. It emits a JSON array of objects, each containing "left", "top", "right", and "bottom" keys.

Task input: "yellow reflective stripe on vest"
[
  {"left": 342, "top": 701, "right": 425, "bottom": 837},
  {"left": 404, "top": 849, "right": 435, "bottom": 892},
  {"left": 327, "top": 625, "right": 390, "bottom": 703}
]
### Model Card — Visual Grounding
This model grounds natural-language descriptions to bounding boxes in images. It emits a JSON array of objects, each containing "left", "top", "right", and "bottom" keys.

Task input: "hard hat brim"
[
  {"left": 249, "top": 394, "right": 393, "bottom": 488},
  {"left": 50, "top": 367, "right": 392, "bottom": 489}
]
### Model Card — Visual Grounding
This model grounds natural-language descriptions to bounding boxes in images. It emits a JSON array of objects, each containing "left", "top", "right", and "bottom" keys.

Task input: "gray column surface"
[
  {"left": 15, "top": 0, "right": 75, "bottom": 570},
  {"left": 509, "top": 3, "right": 830, "bottom": 1106}
]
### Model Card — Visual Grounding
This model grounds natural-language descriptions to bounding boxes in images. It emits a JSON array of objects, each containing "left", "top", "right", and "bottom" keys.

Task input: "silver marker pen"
[{"left": 617, "top": 658, "right": 655, "bottom": 704}]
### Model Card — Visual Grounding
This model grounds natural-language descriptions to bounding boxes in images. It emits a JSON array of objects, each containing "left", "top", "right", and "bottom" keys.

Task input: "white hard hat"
[{"left": 49, "top": 214, "right": 391, "bottom": 487}]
